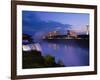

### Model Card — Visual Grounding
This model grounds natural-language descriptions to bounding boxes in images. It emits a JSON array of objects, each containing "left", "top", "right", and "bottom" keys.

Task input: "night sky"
[{"left": 22, "top": 11, "right": 89, "bottom": 39}]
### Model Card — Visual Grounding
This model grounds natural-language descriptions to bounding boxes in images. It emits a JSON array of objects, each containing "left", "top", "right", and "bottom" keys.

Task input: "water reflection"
[{"left": 39, "top": 39, "right": 89, "bottom": 67}]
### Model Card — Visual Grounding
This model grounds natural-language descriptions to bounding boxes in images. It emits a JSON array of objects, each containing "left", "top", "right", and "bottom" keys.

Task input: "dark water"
[{"left": 39, "top": 39, "right": 89, "bottom": 67}]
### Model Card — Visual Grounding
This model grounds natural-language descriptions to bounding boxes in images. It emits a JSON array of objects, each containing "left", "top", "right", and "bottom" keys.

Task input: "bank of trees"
[{"left": 23, "top": 50, "right": 65, "bottom": 69}]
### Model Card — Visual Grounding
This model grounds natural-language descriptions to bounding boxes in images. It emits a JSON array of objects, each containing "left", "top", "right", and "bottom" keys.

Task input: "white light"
[{"left": 22, "top": 45, "right": 31, "bottom": 51}]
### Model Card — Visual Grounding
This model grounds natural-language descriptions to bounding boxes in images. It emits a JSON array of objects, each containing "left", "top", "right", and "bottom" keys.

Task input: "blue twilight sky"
[{"left": 22, "top": 11, "right": 89, "bottom": 38}]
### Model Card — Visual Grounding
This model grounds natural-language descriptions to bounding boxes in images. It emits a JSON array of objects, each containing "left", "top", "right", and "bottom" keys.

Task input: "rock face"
[
  {"left": 22, "top": 50, "right": 45, "bottom": 68},
  {"left": 22, "top": 50, "right": 65, "bottom": 69}
]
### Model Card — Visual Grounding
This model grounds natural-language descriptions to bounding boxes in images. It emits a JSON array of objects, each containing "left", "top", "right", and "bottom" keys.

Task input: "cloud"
[{"left": 22, "top": 11, "right": 72, "bottom": 38}]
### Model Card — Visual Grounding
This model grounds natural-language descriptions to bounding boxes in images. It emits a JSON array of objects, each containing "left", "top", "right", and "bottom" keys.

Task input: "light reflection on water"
[{"left": 39, "top": 39, "right": 89, "bottom": 67}]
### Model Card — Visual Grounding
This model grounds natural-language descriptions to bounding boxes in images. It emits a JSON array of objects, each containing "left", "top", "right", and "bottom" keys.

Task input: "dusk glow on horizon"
[{"left": 22, "top": 11, "right": 89, "bottom": 38}]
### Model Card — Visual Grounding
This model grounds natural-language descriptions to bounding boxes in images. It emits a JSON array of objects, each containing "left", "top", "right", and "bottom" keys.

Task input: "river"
[{"left": 38, "top": 39, "right": 89, "bottom": 67}]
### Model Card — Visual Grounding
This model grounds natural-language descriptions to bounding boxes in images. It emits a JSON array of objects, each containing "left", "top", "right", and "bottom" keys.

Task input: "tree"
[{"left": 44, "top": 54, "right": 55, "bottom": 67}]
